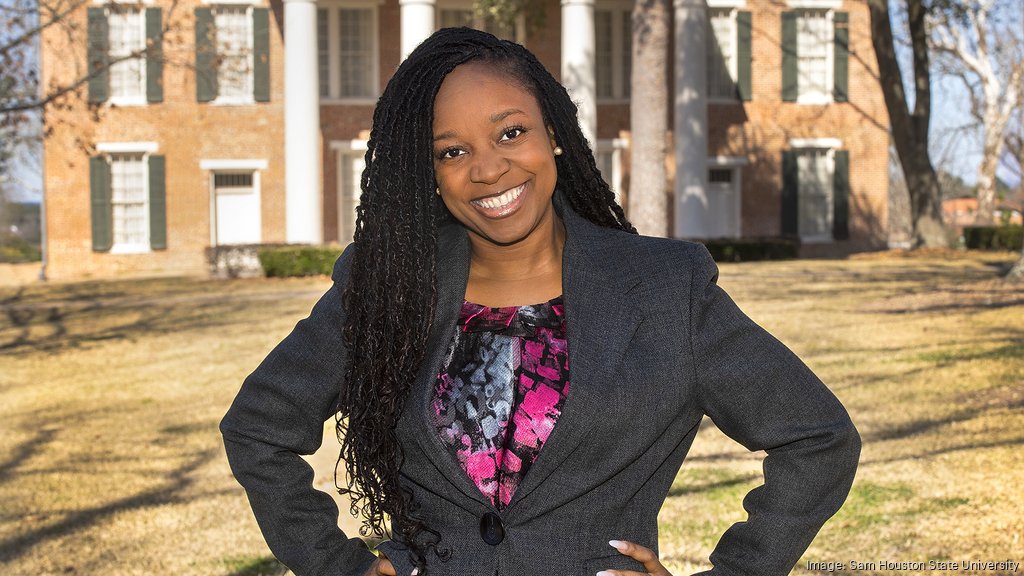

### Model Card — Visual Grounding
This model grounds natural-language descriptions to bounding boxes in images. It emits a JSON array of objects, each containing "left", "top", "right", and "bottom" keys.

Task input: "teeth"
[{"left": 472, "top": 184, "right": 524, "bottom": 210}]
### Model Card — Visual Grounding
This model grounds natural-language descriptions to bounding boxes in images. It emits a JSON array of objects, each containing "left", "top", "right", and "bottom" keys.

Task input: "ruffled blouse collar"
[{"left": 459, "top": 296, "right": 565, "bottom": 336}]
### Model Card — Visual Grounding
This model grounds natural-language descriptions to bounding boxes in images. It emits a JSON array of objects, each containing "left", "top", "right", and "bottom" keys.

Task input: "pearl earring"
[
  {"left": 553, "top": 146, "right": 563, "bottom": 156},
  {"left": 435, "top": 187, "right": 441, "bottom": 196}
]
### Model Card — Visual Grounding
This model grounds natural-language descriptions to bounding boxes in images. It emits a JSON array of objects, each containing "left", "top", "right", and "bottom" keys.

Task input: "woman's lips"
[{"left": 470, "top": 183, "right": 527, "bottom": 218}]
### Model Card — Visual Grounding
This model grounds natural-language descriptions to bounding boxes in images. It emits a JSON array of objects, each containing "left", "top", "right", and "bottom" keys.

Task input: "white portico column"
[
  {"left": 284, "top": 0, "right": 322, "bottom": 244},
  {"left": 401, "top": 0, "right": 436, "bottom": 60},
  {"left": 673, "top": 0, "right": 709, "bottom": 239},
  {"left": 561, "top": 0, "right": 597, "bottom": 151}
]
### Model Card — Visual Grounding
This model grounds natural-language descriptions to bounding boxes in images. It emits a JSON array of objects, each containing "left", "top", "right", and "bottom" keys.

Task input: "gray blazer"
[{"left": 220, "top": 189, "right": 860, "bottom": 576}]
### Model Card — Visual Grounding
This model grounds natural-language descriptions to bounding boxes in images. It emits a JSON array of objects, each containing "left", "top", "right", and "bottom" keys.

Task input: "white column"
[
  {"left": 284, "top": 0, "right": 322, "bottom": 244},
  {"left": 673, "top": 0, "right": 708, "bottom": 239},
  {"left": 401, "top": 0, "right": 436, "bottom": 61},
  {"left": 561, "top": 0, "right": 597, "bottom": 152}
]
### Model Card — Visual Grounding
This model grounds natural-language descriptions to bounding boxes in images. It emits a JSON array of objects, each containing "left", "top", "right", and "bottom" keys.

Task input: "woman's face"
[{"left": 432, "top": 61, "right": 560, "bottom": 248}]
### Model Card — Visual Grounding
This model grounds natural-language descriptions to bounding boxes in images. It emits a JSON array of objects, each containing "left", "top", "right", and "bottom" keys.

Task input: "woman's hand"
[
  {"left": 363, "top": 556, "right": 396, "bottom": 576},
  {"left": 595, "top": 540, "right": 673, "bottom": 576}
]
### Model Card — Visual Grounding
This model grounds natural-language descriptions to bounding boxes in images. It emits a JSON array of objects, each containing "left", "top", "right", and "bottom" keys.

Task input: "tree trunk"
[
  {"left": 628, "top": 0, "right": 669, "bottom": 237},
  {"left": 867, "top": 0, "right": 950, "bottom": 248},
  {"left": 973, "top": 122, "right": 1005, "bottom": 225},
  {"left": 1008, "top": 244, "right": 1024, "bottom": 283}
]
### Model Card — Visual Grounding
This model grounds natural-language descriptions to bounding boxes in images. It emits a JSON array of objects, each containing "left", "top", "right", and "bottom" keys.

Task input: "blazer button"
[{"left": 479, "top": 512, "right": 505, "bottom": 545}]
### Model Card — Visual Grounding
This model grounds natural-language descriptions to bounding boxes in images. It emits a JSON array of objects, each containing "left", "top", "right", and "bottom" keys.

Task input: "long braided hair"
[{"left": 335, "top": 26, "right": 636, "bottom": 572}]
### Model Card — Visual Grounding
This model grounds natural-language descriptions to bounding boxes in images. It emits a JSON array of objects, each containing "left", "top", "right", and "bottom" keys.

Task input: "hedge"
[
  {"left": 700, "top": 238, "right": 800, "bottom": 262},
  {"left": 257, "top": 245, "right": 343, "bottom": 277},
  {"left": 963, "top": 226, "right": 1023, "bottom": 250}
]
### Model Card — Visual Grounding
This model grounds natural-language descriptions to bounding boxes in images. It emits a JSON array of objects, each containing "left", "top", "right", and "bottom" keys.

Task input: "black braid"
[{"left": 335, "top": 26, "right": 636, "bottom": 575}]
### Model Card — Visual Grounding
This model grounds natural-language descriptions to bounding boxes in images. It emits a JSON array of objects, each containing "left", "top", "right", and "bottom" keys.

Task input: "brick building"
[{"left": 39, "top": 0, "right": 889, "bottom": 279}]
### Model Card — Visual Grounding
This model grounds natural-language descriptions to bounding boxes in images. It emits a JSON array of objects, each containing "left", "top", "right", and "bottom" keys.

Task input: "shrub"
[
  {"left": 963, "top": 226, "right": 1023, "bottom": 250},
  {"left": 700, "top": 238, "right": 800, "bottom": 262},
  {"left": 0, "top": 233, "right": 42, "bottom": 263},
  {"left": 257, "top": 245, "right": 343, "bottom": 277}
]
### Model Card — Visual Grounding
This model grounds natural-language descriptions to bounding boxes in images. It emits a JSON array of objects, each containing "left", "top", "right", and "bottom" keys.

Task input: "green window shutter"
[
  {"left": 146, "top": 8, "right": 163, "bottom": 103},
  {"left": 737, "top": 11, "right": 752, "bottom": 101},
  {"left": 833, "top": 150, "right": 850, "bottom": 240},
  {"left": 781, "top": 11, "right": 798, "bottom": 102},
  {"left": 782, "top": 150, "right": 798, "bottom": 237},
  {"left": 87, "top": 8, "right": 109, "bottom": 103},
  {"left": 195, "top": 8, "right": 217, "bottom": 102},
  {"left": 834, "top": 11, "right": 849, "bottom": 102},
  {"left": 253, "top": 8, "right": 270, "bottom": 102},
  {"left": 149, "top": 155, "right": 167, "bottom": 250},
  {"left": 90, "top": 156, "right": 113, "bottom": 252}
]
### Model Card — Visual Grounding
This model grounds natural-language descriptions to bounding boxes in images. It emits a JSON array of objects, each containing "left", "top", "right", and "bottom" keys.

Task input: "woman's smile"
[{"left": 470, "top": 182, "right": 528, "bottom": 217}]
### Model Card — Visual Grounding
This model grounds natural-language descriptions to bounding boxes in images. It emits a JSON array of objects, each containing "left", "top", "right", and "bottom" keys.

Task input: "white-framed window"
[
  {"left": 795, "top": 147, "right": 834, "bottom": 241},
  {"left": 596, "top": 138, "right": 628, "bottom": 205},
  {"left": 212, "top": 4, "right": 254, "bottom": 103},
  {"left": 796, "top": 9, "right": 833, "bottom": 104},
  {"left": 319, "top": 2, "right": 379, "bottom": 101},
  {"left": 595, "top": 3, "right": 631, "bottom": 101},
  {"left": 707, "top": 7, "right": 738, "bottom": 100},
  {"left": 435, "top": 1, "right": 525, "bottom": 42},
  {"left": 107, "top": 4, "right": 146, "bottom": 105},
  {"left": 109, "top": 153, "right": 151, "bottom": 253}
]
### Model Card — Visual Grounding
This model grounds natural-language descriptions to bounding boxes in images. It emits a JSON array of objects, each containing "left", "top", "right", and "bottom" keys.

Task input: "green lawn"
[{"left": 0, "top": 250, "right": 1021, "bottom": 575}]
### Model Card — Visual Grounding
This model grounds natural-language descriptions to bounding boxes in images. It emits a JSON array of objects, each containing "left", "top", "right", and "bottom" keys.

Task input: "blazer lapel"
[
  {"left": 398, "top": 191, "right": 644, "bottom": 514},
  {"left": 503, "top": 190, "right": 643, "bottom": 513}
]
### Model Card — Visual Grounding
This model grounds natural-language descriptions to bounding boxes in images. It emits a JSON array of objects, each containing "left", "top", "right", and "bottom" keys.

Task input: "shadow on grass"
[
  {"left": 223, "top": 555, "right": 289, "bottom": 576},
  {"left": 0, "top": 282, "right": 323, "bottom": 356},
  {"left": 0, "top": 447, "right": 218, "bottom": 565},
  {"left": 666, "top": 472, "right": 761, "bottom": 498}
]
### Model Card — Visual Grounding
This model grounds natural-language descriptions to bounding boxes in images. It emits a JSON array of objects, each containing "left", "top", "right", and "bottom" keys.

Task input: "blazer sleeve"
[
  {"left": 686, "top": 244, "right": 861, "bottom": 576},
  {"left": 219, "top": 243, "right": 377, "bottom": 576}
]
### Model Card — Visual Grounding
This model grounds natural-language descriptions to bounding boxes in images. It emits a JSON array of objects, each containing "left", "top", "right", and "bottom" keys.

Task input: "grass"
[{"left": 1, "top": 249, "right": 1021, "bottom": 575}]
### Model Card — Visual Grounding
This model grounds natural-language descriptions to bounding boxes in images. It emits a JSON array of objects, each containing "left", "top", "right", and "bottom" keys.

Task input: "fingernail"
[
  {"left": 609, "top": 539, "right": 627, "bottom": 551},
  {"left": 596, "top": 572, "right": 614, "bottom": 576},
  {"left": 411, "top": 570, "right": 419, "bottom": 576}
]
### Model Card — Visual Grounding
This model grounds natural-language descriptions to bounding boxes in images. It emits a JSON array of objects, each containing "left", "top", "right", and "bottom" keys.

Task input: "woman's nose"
[{"left": 469, "top": 148, "right": 511, "bottom": 184}]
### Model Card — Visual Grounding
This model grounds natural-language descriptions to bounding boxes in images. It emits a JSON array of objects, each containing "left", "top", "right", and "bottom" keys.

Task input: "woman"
[{"left": 221, "top": 27, "right": 860, "bottom": 576}]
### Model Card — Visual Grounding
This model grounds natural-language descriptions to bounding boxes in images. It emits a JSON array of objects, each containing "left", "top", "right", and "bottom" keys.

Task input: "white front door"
[
  {"left": 706, "top": 167, "right": 741, "bottom": 238},
  {"left": 214, "top": 172, "right": 261, "bottom": 245},
  {"left": 337, "top": 152, "right": 365, "bottom": 244}
]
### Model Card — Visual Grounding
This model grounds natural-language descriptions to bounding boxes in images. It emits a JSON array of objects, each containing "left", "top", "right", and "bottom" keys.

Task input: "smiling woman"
[{"left": 220, "top": 26, "right": 861, "bottom": 576}]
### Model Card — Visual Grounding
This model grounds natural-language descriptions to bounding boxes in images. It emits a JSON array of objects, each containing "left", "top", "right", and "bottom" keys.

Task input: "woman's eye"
[
  {"left": 500, "top": 127, "right": 525, "bottom": 141},
  {"left": 439, "top": 148, "right": 464, "bottom": 160}
]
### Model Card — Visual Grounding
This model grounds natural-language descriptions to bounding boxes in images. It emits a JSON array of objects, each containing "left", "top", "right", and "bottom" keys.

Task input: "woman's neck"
[{"left": 464, "top": 214, "right": 566, "bottom": 306}]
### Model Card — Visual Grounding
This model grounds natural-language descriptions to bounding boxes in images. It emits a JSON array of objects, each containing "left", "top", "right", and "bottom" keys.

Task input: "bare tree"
[
  {"left": 868, "top": 0, "right": 950, "bottom": 247},
  {"left": 930, "top": 0, "right": 1024, "bottom": 225},
  {"left": 627, "top": 0, "right": 669, "bottom": 236},
  {"left": 1003, "top": 105, "right": 1024, "bottom": 281},
  {"left": 2, "top": 0, "right": 192, "bottom": 115}
]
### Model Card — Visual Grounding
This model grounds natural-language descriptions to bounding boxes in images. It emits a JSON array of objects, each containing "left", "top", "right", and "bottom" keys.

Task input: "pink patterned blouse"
[{"left": 429, "top": 296, "right": 570, "bottom": 510}]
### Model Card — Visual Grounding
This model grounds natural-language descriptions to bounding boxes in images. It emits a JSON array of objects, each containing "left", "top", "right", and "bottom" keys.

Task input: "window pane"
[
  {"left": 339, "top": 8, "right": 374, "bottom": 98},
  {"left": 111, "top": 154, "right": 148, "bottom": 247},
  {"left": 797, "top": 10, "right": 829, "bottom": 99},
  {"left": 108, "top": 7, "right": 144, "bottom": 99},
  {"left": 709, "top": 168, "right": 732, "bottom": 183},
  {"left": 707, "top": 8, "right": 736, "bottom": 99},
  {"left": 318, "top": 9, "right": 329, "bottom": 97},
  {"left": 595, "top": 10, "right": 613, "bottom": 99},
  {"left": 216, "top": 6, "right": 252, "bottom": 99},
  {"left": 797, "top": 149, "right": 832, "bottom": 237}
]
